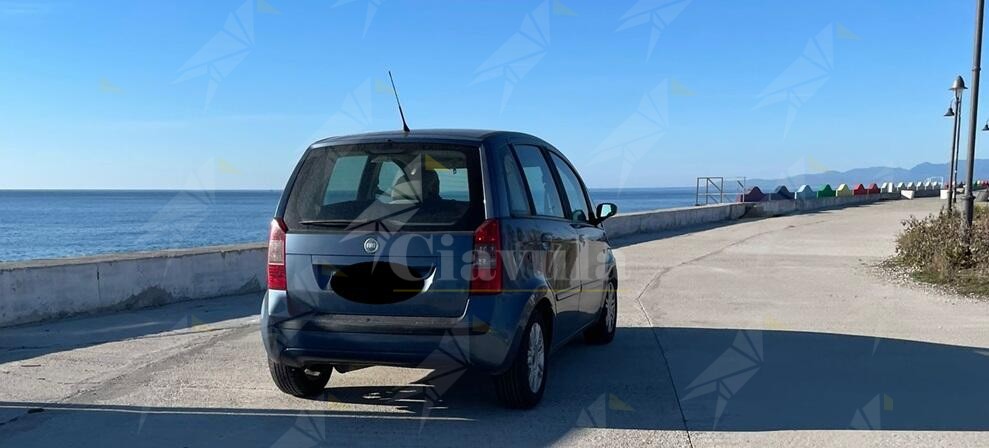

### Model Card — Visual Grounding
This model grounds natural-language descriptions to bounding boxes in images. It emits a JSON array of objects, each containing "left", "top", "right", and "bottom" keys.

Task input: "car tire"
[
  {"left": 493, "top": 312, "right": 548, "bottom": 409},
  {"left": 584, "top": 279, "right": 617, "bottom": 345},
  {"left": 268, "top": 360, "right": 331, "bottom": 397}
]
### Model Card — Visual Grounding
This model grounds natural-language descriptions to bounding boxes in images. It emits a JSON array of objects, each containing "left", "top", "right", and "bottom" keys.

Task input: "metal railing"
[{"left": 695, "top": 177, "right": 746, "bottom": 205}]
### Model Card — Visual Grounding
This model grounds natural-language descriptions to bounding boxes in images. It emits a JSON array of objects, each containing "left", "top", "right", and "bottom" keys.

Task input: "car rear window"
[{"left": 283, "top": 142, "right": 483, "bottom": 231}]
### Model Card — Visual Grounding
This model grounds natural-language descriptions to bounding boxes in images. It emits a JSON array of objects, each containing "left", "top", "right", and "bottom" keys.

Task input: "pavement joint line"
[
  {"left": 628, "top": 272, "right": 693, "bottom": 448},
  {"left": 625, "top": 216, "right": 830, "bottom": 444}
]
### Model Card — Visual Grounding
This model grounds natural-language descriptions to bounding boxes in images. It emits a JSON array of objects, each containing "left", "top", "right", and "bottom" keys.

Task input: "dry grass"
[{"left": 892, "top": 205, "right": 989, "bottom": 296}]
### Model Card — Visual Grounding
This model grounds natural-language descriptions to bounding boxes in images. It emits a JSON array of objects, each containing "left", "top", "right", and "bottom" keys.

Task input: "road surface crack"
[{"left": 57, "top": 325, "right": 255, "bottom": 405}]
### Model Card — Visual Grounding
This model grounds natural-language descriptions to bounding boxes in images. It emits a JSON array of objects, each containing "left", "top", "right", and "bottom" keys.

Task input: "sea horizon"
[{"left": 0, "top": 187, "right": 704, "bottom": 262}]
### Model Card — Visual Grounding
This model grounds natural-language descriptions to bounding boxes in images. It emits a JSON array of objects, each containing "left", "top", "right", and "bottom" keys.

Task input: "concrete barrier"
[
  {"left": 0, "top": 244, "right": 267, "bottom": 327},
  {"left": 748, "top": 194, "right": 886, "bottom": 217},
  {"left": 603, "top": 203, "right": 749, "bottom": 239}
]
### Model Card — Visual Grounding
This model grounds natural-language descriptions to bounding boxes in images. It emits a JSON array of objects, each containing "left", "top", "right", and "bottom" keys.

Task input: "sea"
[{"left": 0, "top": 187, "right": 698, "bottom": 262}]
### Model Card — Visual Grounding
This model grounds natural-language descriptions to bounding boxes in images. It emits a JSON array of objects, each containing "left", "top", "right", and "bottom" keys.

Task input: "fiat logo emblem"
[{"left": 363, "top": 237, "right": 380, "bottom": 254}]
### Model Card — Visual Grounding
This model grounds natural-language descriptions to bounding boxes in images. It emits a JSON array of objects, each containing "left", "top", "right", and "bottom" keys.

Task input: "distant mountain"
[{"left": 747, "top": 160, "right": 989, "bottom": 189}]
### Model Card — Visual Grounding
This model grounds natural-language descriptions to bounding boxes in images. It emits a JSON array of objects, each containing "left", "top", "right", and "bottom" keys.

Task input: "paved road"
[{"left": 3, "top": 198, "right": 989, "bottom": 447}]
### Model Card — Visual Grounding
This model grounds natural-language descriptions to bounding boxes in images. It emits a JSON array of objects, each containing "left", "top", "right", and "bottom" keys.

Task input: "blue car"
[{"left": 261, "top": 129, "right": 619, "bottom": 408}]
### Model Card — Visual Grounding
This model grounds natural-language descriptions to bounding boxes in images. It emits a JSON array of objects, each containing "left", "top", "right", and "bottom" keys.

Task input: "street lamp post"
[
  {"left": 949, "top": 77, "right": 967, "bottom": 207},
  {"left": 963, "top": 0, "right": 987, "bottom": 235},
  {"left": 946, "top": 102, "right": 957, "bottom": 206}
]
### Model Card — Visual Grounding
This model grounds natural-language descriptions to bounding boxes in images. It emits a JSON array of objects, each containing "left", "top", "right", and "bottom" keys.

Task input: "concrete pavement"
[{"left": 3, "top": 197, "right": 989, "bottom": 446}]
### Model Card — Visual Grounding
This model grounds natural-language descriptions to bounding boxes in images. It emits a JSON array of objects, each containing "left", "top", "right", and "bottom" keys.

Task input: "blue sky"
[{"left": 0, "top": 0, "right": 981, "bottom": 189}]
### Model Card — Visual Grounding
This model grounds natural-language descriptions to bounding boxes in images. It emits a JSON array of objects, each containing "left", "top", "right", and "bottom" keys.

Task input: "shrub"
[
  {"left": 894, "top": 206, "right": 989, "bottom": 292},
  {"left": 895, "top": 209, "right": 967, "bottom": 272}
]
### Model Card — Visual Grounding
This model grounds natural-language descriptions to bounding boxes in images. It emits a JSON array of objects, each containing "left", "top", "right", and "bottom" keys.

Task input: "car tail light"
[
  {"left": 470, "top": 219, "right": 502, "bottom": 294},
  {"left": 267, "top": 218, "right": 287, "bottom": 290}
]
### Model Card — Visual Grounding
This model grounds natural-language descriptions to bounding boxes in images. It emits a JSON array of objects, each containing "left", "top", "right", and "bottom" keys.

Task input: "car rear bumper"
[{"left": 260, "top": 290, "right": 530, "bottom": 373}]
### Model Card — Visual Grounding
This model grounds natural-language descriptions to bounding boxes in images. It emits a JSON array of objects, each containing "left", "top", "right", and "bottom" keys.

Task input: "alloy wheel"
[{"left": 526, "top": 322, "right": 545, "bottom": 393}]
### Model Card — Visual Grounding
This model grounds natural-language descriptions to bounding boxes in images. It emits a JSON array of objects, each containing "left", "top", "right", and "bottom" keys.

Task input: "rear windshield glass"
[{"left": 283, "top": 142, "right": 483, "bottom": 231}]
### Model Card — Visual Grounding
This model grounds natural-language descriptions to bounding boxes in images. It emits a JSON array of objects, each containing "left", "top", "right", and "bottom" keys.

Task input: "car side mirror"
[{"left": 594, "top": 202, "right": 617, "bottom": 224}]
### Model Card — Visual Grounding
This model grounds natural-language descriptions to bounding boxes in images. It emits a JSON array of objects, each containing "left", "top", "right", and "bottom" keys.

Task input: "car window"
[
  {"left": 550, "top": 152, "right": 591, "bottom": 223},
  {"left": 284, "top": 143, "right": 483, "bottom": 231},
  {"left": 513, "top": 145, "right": 565, "bottom": 218},
  {"left": 433, "top": 164, "right": 470, "bottom": 201},
  {"left": 322, "top": 154, "right": 369, "bottom": 205},
  {"left": 373, "top": 160, "right": 403, "bottom": 201},
  {"left": 502, "top": 151, "right": 532, "bottom": 215}
]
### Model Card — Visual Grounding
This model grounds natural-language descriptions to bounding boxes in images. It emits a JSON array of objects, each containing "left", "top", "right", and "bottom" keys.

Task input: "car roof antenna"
[{"left": 387, "top": 70, "right": 411, "bottom": 134}]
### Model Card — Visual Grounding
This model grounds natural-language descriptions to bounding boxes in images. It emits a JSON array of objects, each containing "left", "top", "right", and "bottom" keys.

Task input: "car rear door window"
[
  {"left": 513, "top": 145, "right": 565, "bottom": 218},
  {"left": 550, "top": 153, "right": 592, "bottom": 224},
  {"left": 502, "top": 152, "right": 532, "bottom": 215}
]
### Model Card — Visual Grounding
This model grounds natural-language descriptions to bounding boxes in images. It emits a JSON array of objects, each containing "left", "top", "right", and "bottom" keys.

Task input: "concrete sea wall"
[
  {"left": 747, "top": 193, "right": 892, "bottom": 217},
  {"left": 0, "top": 244, "right": 266, "bottom": 327},
  {"left": 602, "top": 203, "right": 749, "bottom": 239},
  {"left": 0, "top": 193, "right": 901, "bottom": 327}
]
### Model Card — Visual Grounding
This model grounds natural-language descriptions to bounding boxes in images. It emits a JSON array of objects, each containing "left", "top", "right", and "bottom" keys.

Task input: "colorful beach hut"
[
  {"left": 737, "top": 186, "right": 765, "bottom": 202},
  {"left": 770, "top": 185, "right": 794, "bottom": 200},
  {"left": 794, "top": 185, "right": 816, "bottom": 199},
  {"left": 867, "top": 183, "right": 881, "bottom": 195},
  {"left": 852, "top": 184, "right": 868, "bottom": 196},
  {"left": 817, "top": 184, "right": 835, "bottom": 198},
  {"left": 835, "top": 184, "right": 853, "bottom": 197}
]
